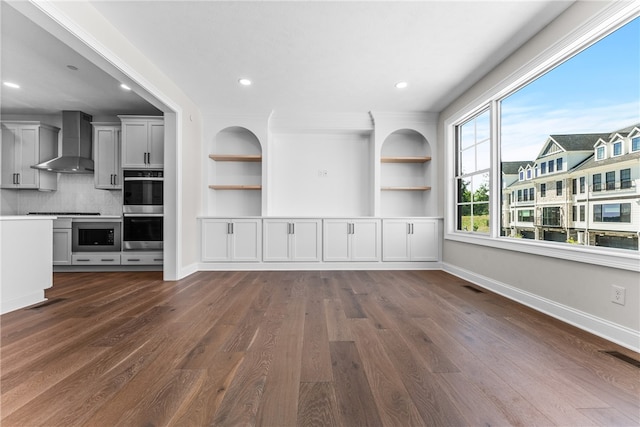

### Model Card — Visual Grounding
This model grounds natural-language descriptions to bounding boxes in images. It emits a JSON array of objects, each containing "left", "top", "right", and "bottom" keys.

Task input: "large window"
[
  {"left": 455, "top": 109, "right": 490, "bottom": 233},
  {"left": 449, "top": 12, "right": 639, "bottom": 259},
  {"left": 594, "top": 203, "right": 631, "bottom": 223}
]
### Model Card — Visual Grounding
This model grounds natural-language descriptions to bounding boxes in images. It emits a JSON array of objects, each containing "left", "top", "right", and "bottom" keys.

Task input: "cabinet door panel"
[
  {"left": 201, "top": 220, "right": 231, "bottom": 261},
  {"left": 148, "top": 122, "right": 164, "bottom": 168},
  {"left": 122, "top": 122, "right": 148, "bottom": 168},
  {"left": 323, "top": 220, "right": 350, "bottom": 262},
  {"left": 351, "top": 220, "right": 380, "bottom": 262},
  {"left": 94, "top": 128, "right": 119, "bottom": 189},
  {"left": 410, "top": 220, "right": 438, "bottom": 261},
  {"left": 382, "top": 220, "right": 410, "bottom": 261},
  {"left": 18, "top": 127, "right": 38, "bottom": 188},
  {"left": 263, "top": 220, "right": 291, "bottom": 261},
  {"left": 52, "top": 229, "right": 72, "bottom": 265},
  {"left": 291, "top": 220, "right": 321, "bottom": 261},
  {"left": 232, "top": 220, "right": 261, "bottom": 262},
  {"left": 1, "top": 124, "right": 17, "bottom": 187}
]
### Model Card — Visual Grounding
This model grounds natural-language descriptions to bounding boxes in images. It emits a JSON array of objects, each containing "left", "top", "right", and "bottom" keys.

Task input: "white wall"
[{"left": 438, "top": 1, "right": 639, "bottom": 350}]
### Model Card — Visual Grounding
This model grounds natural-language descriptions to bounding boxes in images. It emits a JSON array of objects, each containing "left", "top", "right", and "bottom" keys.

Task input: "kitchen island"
[{"left": 0, "top": 215, "right": 54, "bottom": 314}]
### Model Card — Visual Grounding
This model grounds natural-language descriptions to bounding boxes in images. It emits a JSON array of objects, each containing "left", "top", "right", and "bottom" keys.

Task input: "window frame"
[{"left": 443, "top": 3, "right": 639, "bottom": 272}]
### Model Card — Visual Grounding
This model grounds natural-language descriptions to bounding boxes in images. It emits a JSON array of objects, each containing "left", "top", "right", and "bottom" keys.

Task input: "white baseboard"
[
  {"left": 1, "top": 291, "right": 46, "bottom": 315},
  {"left": 197, "top": 261, "right": 442, "bottom": 271},
  {"left": 443, "top": 262, "right": 640, "bottom": 353},
  {"left": 178, "top": 262, "right": 199, "bottom": 279}
]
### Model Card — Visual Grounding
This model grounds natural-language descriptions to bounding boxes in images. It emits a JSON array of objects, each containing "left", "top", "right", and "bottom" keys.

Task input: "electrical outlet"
[{"left": 611, "top": 285, "right": 626, "bottom": 305}]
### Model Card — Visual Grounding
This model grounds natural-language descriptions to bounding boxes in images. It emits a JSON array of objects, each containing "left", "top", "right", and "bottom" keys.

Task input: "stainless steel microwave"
[{"left": 72, "top": 222, "right": 122, "bottom": 252}]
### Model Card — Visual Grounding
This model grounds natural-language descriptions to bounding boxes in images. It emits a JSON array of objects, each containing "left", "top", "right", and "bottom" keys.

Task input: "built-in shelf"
[
  {"left": 209, "top": 154, "right": 262, "bottom": 162},
  {"left": 380, "top": 156, "right": 431, "bottom": 163},
  {"left": 381, "top": 186, "right": 431, "bottom": 191},
  {"left": 209, "top": 185, "right": 262, "bottom": 190}
]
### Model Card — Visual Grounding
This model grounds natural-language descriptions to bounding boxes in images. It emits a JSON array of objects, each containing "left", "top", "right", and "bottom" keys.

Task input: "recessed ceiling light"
[
  {"left": 67, "top": 65, "right": 79, "bottom": 71},
  {"left": 3, "top": 81, "right": 20, "bottom": 89},
  {"left": 238, "top": 78, "right": 252, "bottom": 86},
  {"left": 120, "top": 83, "right": 132, "bottom": 91},
  {"left": 395, "top": 81, "right": 408, "bottom": 89}
]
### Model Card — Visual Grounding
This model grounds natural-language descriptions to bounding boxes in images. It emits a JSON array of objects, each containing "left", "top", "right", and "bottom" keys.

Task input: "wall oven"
[
  {"left": 72, "top": 221, "right": 122, "bottom": 252},
  {"left": 123, "top": 170, "right": 163, "bottom": 214},
  {"left": 122, "top": 215, "right": 163, "bottom": 250}
]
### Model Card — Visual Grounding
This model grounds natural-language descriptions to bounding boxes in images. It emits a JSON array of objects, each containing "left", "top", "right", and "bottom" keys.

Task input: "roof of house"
[
  {"left": 501, "top": 161, "right": 532, "bottom": 175},
  {"left": 571, "top": 150, "right": 640, "bottom": 173},
  {"left": 543, "top": 133, "right": 610, "bottom": 155}
]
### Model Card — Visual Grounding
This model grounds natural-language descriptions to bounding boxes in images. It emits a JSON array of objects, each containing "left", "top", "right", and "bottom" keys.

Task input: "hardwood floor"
[{"left": 1, "top": 270, "right": 638, "bottom": 426}]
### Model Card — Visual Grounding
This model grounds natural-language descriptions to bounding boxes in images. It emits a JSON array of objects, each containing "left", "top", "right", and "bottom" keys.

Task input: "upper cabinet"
[
  {"left": 380, "top": 129, "right": 432, "bottom": 217},
  {"left": 119, "top": 116, "right": 164, "bottom": 169},
  {"left": 92, "top": 123, "right": 121, "bottom": 189},
  {"left": 1, "top": 121, "right": 59, "bottom": 191},
  {"left": 208, "top": 126, "right": 263, "bottom": 216}
]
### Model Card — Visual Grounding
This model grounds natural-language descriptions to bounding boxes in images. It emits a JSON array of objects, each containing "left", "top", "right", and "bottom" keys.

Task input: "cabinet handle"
[
  {"left": 101, "top": 258, "right": 114, "bottom": 262},
  {"left": 230, "top": 223, "right": 234, "bottom": 234},
  {"left": 128, "top": 258, "right": 141, "bottom": 262},
  {"left": 291, "top": 223, "right": 295, "bottom": 235},
  {"left": 411, "top": 223, "right": 414, "bottom": 234},
  {"left": 12, "top": 173, "right": 16, "bottom": 184},
  {"left": 351, "top": 223, "right": 355, "bottom": 234},
  {"left": 227, "top": 222, "right": 234, "bottom": 234},
  {"left": 153, "top": 258, "right": 163, "bottom": 262},
  {"left": 15, "top": 173, "right": 20, "bottom": 185},
  {"left": 77, "top": 258, "right": 90, "bottom": 262}
]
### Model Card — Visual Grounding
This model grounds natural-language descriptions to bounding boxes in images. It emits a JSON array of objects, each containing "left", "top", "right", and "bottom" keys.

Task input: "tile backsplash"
[{"left": 10, "top": 174, "right": 122, "bottom": 215}]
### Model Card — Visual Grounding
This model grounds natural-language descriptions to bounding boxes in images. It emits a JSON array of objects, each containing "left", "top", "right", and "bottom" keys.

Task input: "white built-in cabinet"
[
  {"left": 263, "top": 219, "right": 321, "bottom": 262},
  {"left": 1, "top": 121, "right": 59, "bottom": 190},
  {"left": 200, "top": 113, "right": 440, "bottom": 267},
  {"left": 201, "top": 218, "right": 262, "bottom": 262},
  {"left": 119, "top": 116, "right": 164, "bottom": 168},
  {"left": 92, "top": 123, "right": 121, "bottom": 189},
  {"left": 323, "top": 219, "right": 381, "bottom": 262},
  {"left": 382, "top": 219, "right": 438, "bottom": 262}
]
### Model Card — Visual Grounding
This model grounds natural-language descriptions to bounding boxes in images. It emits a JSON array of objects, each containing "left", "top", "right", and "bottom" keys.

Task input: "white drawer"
[
  {"left": 121, "top": 252, "right": 163, "bottom": 265},
  {"left": 72, "top": 253, "right": 121, "bottom": 265}
]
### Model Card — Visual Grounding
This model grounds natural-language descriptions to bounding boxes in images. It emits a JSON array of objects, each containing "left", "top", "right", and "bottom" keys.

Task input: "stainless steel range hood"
[{"left": 32, "top": 111, "right": 94, "bottom": 173}]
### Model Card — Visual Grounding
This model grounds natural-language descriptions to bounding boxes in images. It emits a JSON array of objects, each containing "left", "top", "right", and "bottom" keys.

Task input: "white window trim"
[{"left": 444, "top": 2, "right": 640, "bottom": 272}]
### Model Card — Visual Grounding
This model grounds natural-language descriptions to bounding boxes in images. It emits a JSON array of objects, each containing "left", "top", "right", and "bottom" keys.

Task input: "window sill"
[{"left": 444, "top": 232, "right": 639, "bottom": 272}]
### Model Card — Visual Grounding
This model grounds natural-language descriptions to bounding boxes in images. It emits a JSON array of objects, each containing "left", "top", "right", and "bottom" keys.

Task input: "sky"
[{"left": 500, "top": 17, "right": 640, "bottom": 162}]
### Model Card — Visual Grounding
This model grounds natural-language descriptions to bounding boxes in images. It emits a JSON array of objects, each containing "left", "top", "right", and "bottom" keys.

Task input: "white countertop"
[{"left": 0, "top": 215, "right": 57, "bottom": 221}]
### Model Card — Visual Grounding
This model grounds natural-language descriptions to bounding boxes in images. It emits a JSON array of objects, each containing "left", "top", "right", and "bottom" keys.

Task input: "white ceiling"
[{"left": 2, "top": 1, "right": 575, "bottom": 116}]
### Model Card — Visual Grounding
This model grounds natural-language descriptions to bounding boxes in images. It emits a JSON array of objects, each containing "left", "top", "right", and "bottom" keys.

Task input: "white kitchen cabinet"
[
  {"left": 121, "top": 251, "right": 163, "bottom": 265},
  {"left": 93, "top": 123, "right": 121, "bottom": 189},
  {"left": 1, "top": 121, "right": 58, "bottom": 190},
  {"left": 119, "top": 116, "right": 164, "bottom": 169},
  {"left": 263, "top": 219, "right": 321, "bottom": 262},
  {"left": 382, "top": 219, "right": 438, "bottom": 261},
  {"left": 323, "top": 219, "right": 380, "bottom": 262},
  {"left": 72, "top": 253, "right": 121, "bottom": 265},
  {"left": 52, "top": 228, "right": 72, "bottom": 265},
  {"left": 201, "top": 218, "right": 262, "bottom": 262}
]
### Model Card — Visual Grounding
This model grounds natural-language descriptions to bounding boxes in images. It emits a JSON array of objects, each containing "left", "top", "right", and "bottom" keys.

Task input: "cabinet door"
[
  {"left": 1, "top": 124, "right": 18, "bottom": 187},
  {"left": 409, "top": 220, "right": 438, "bottom": 261},
  {"left": 52, "top": 229, "right": 72, "bottom": 265},
  {"left": 121, "top": 122, "right": 149, "bottom": 168},
  {"left": 323, "top": 220, "right": 350, "bottom": 262},
  {"left": 382, "top": 220, "right": 410, "bottom": 261},
  {"left": 231, "top": 220, "right": 261, "bottom": 262},
  {"left": 147, "top": 122, "right": 164, "bottom": 168},
  {"left": 201, "top": 219, "right": 231, "bottom": 261},
  {"left": 263, "top": 220, "right": 290, "bottom": 261},
  {"left": 291, "top": 220, "right": 321, "bottom": 262},
  {"left": 94, "top": 127, "right": 120, "bottom": 189},
  {"left": 351, "top": 220, "right": 381, "bottom": 262},
  {"left": 17, "top": 126, "right": 39, "bottom": 188}
]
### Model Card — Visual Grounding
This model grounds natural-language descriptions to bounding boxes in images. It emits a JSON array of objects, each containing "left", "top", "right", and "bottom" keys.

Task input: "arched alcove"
[
  {"left": 208, "top": 126, "right": 263, "bottom": 216},
  {"left": 380, "top": 129, "right": 432, "bottom": 217}
]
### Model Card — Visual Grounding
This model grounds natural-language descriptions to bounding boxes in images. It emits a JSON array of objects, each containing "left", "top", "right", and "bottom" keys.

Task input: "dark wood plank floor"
[{"left": 1, "top": 270, "right": 638, "bottom": 426}]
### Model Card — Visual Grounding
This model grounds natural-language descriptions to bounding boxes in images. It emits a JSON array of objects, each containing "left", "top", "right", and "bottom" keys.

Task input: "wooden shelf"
[
  {"left": 381, "top": 156, "right": 431, "bottom": 163},
  {"left": 209, "top": 154, "right": 262, "bottom": 162},
  {"left": 381, "top": 186, "right": 431, "bottom": 191},
  {"left": 209, "top": 185, "right": 262, "bottom": 190}
]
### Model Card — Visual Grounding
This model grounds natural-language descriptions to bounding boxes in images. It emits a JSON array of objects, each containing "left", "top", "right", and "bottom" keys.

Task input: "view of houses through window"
[{"left": 454, "top": 15, "right": 639, "bottom": 252}]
